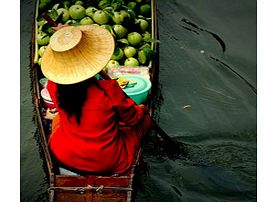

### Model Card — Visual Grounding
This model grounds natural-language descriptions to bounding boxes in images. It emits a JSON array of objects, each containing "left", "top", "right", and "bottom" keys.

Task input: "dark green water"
[{"left": 20, "top": 0, "right": 256, "bottom": 201}]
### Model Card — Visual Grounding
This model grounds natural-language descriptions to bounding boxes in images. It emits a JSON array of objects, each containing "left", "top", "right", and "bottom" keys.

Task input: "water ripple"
[
  {"left": 181, "top": 17, "right": 226, "bottom": 53},
  {"left": 209, "top": 56, "right": 257, "bottom": 94}
]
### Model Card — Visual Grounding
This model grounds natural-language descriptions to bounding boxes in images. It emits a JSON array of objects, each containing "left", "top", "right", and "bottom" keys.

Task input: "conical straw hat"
[{"left": 41, "top": 25, "right": 115, "bottom": 84}]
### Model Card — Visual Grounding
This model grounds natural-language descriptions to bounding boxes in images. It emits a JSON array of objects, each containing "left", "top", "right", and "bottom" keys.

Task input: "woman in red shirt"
[{"left": 41, "top": 25, "right": 152, "bottom": 175}]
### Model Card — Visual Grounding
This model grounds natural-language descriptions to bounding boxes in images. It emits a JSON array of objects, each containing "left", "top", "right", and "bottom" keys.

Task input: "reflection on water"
[{"left": 21, "top": 0, "right": 256, "bottom": 201}]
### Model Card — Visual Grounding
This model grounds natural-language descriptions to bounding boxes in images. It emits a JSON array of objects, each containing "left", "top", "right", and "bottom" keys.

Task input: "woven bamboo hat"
[{"left": 41, "top": 25, "right": 115, "bottom": 84}]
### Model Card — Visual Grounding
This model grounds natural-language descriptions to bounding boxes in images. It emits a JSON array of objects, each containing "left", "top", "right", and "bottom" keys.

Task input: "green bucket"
[{"left": 121, "top": 74, "right": 152, "bottom": 105}]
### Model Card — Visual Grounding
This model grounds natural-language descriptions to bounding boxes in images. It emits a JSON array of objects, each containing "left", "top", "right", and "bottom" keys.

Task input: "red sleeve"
[
  {"left": 109, "top": 80, "right": 144, "bottom": 126},
  {"left": 46, "top": 80, "right": 57, "bottom": 104}
]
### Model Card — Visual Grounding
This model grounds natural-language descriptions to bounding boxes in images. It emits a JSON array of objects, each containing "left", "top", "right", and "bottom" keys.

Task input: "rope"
[{"left": 48, "top": 185, "right": 133, "bottom": 193}]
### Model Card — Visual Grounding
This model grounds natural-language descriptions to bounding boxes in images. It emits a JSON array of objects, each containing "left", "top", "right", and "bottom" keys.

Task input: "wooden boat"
[{"left": 31, "top": 0, "right": 159, "bottom": 201}]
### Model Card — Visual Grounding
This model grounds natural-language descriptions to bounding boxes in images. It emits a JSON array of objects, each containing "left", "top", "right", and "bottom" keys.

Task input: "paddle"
[{"left": 42, "top": 14, "right": 181, "bottom": 155}]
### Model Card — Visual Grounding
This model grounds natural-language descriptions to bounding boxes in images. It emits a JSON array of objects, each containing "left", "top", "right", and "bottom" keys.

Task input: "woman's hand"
[{"left": 44, "top": 108, "right": 58, "bottom": 120}]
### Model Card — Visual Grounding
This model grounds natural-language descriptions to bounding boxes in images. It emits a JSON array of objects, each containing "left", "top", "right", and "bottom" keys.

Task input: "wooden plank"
[{"left": 55, "top": 175, "right": 130, "bottom": 187}]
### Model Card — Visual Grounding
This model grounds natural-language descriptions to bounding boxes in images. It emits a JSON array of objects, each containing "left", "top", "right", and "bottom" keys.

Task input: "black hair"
[{"left": 56, "top": 77, "right": 99, "bottom": 125}]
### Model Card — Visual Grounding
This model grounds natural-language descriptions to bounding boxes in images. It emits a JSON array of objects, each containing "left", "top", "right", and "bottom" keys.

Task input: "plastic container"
[
  {"left": 121, "top": 74, "right": 152, "bottom": 105},
  {"left": 39, "top": 78, "right": 48, "bottom": 88},
  {"left": 43, "top": 99, "right": 56, "bottom": 109},
  {"left": 41, "top": 88, "right": 55, "bottom": 109}
]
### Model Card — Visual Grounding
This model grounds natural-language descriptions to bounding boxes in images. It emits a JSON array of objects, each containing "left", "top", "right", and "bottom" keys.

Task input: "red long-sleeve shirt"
[{"left": 47, "top": 79, "right": 144, "bottom": 174}]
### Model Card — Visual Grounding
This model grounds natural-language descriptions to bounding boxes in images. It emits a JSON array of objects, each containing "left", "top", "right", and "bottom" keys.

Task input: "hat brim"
[{"left": 41, "top": 25, "right": 115, "bottom": 84}]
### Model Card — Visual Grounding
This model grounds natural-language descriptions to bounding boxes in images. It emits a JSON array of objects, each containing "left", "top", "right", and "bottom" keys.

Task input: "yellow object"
[
  {"left": 116, "top": 77, "right": 129, "bottom": 88},
  {"left": 41, "top": 25, "right": 115, "bottom": 84}
]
